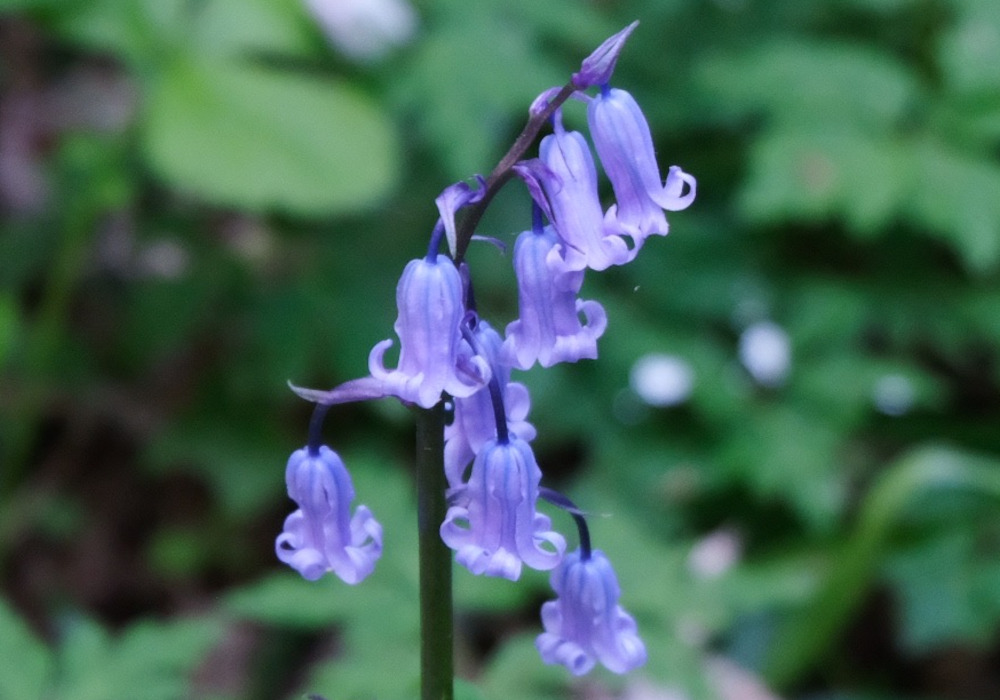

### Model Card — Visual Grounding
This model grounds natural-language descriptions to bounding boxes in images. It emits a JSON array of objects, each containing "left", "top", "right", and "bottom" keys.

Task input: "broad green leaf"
[
  {"left": 143, "top": 58, "right": 399, "bottom": 214},
  {"left": 479, "top": 634, "right": 572, "bottom": 700},
  {"left": 191, "top": 0, "right": 314, "bottom": 59},
  {"left": 699, "top": 41, "right": 920, "bottom": 132},
  {"left": 455, "top": 678, "right": 488, "bottom": 700},
  {"left": 739, "top": 129, "right": 909, "bottom": 236},
  {"left": 145, "top": 417, "right": 284, "bottom": 518},
  {"left": 938, "top": 0, "right": 1000, "bottom": 97},
  {"left": 226, "top": 572, "right": 357, "bottom": 629},
  {"left": 53, "top": 616, "right": 222, "bottom": 700},
  {"left": 886, "top": 531, "right": 1000, "bottom": 651},
  {"left": 0, "top": 597, "right": 52, "bottom": 699},
  {"left": 46, "top": 0, "right": 189, "bottom": 67},
  {"left": 906, "top": 139, "right": 1000, "bottom": 273},
  {"left": 717, "top": 406, "right": 845, "bottom": 531}
]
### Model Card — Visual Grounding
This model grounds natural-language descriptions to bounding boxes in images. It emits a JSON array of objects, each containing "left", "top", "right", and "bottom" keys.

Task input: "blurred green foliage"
[{"left": 2, "top": 0, "right": 1000, "bottom": 698}]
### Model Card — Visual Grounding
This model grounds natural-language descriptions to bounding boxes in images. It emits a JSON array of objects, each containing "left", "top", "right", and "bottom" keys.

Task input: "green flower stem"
[
  {"left": 412, "top": 76, "right": 578, "bottom": 700},
  {"left": 415, "top": 402, "right": 453, "bottom": 700}
]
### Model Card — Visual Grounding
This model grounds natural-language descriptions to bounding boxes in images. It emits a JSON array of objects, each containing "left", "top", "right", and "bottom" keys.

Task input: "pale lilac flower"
[
  {"left": 573, "top": 21, "right": 638, "bottom": 89},
  {"left": 289, "top": 255, "right": 487, "bottom": 409},
  {"left": 537, "top": 549, "right": 647, "bottom": 675},
  {"left": 276, "top": 446, "right": 382, "bottom": 584},
  {"left": 440, "top": 436, "right": 565, "bottom": 580},
  {"left": 368, "top": 255, "right": 489, "bottom": 408},
  {"left": 873, "top": 374, "right": 915, "bottom": 416},
  {"left": 630, "top": 353, "right": 695, "bottom": 407},
  {"left": 587, "top": 87, "right": 696, "bottom": 241},
  {"left": 444, "top": 320, "right": 535, "bottom": 489},
  {"left": 502, "top": 225, "right": 607, "bottom": 370},
  {"left": 305, "top": 0, "right": 417, "bottom": 62},
  {"left": 738, "top": 321, "right": 791, "bottom": 387},
  {"left": 539, "top": 113, "right": 638, "bottom": 271},
  {"left": 686, "top": 528, "right": 742, "bottom": 580}
]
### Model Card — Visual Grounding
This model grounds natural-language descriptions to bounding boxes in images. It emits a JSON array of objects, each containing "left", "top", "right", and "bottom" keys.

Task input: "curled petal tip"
[
  {"left": 573, "top": 21, "right": 639, "bottom": 89},
  {"left": 287, "top": 377, "right": 389, "bottom": 405},
  {"left": 436, "top": 177, "right": 487, "bottom": 257}
]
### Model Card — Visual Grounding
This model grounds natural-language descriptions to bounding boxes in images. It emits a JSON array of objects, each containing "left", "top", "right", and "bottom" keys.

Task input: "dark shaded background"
[{"left": 2, "top": 0, "right": 1000, "bottom": 698}]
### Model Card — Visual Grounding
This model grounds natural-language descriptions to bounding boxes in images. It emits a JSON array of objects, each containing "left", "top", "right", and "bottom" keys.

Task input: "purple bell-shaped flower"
[
  {"left": 276, "top": 445, "right": 383, "bottom": 584},
  {"left": 536, "top": 548, "right": 647, "bottom": 675},
  {"left": 369, "top": 254, "right": 489, "bottom": 408},
  {"left": 444, "top": 320, "right": 535, "bottom": 490},
  {"left": 539, "top": 112, "right": 638, "bottom": 272},
  {"left": 502, "top": 225, "right": 607, "bottom": 370},
  {"left": 440, "top": 436, "right": 565, "bottom": 581},
  {"left": 587, "top": 87, "right": 696, "bottom": 242}
]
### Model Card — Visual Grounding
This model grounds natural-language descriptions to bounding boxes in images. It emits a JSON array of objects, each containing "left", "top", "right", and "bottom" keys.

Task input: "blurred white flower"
[
  {"left": 873, "top": 373, "right": 915, "bottom": 416},
  {"left": 630, "top": 353, "right": 695, "bottom": 407},
  {"left": 623, "top": 679, "right": 691, "bottom": 700},
  {"left": 305, "top": 0, "right": 417, "bottom": 61},
  {"left": 738, "top": 321, "right": 791, "bottom": 387},
  {"left": 705, "top": 656, "right": 783, "bottom": 700},
  {"left": 687, "top": 528, "right": 742, "bottom": 580},
  {"left": 139, "top": 239, "right": 189, "bottom": 279}
]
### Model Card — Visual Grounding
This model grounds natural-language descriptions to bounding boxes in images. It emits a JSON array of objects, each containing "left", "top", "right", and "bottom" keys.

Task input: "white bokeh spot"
[
  {"left": 630, "top": 353, "right": 695, "bottom": 407},
  {"left": 738, "top": 321, "right": 791, "bottom": 387}
]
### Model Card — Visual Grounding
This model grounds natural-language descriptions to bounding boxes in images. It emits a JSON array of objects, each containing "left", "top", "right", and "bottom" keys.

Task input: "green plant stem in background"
[
  {"left": 1, "top": 164, "right": 104, "bottom": 503},
  {"left": 415, "top": 402, "right": 453, "bottom": 700},
  {"left": 764, "top": 445, "right": 1000, "bottom": 689}
]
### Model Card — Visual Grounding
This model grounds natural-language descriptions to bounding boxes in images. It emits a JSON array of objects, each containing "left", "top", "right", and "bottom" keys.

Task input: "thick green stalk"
[{"left": 415, "top": 402, "right": 453, "bottom": 700}]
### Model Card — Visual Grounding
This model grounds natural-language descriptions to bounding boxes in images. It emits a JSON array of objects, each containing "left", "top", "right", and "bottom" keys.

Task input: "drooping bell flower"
[
  {"left": 502, "top": 225, "right": 607, "bottom": 371},
  {"left": 368, "top": 254, "right": 489, "bottom": 408},
  {"left": 444, "top": 320, "right": 535, "bottom": 490},
  {"left": 538, "top": 111, "right": 638, "bottom": 272},
  {"left": 276, "top": 445, "right": 383, "bottom": 584},
  {"left": 440, "top": 435, "right": 565, "bottom": 581},
  {"left": 536, "top": 548, "right": 647, "bottom": 675},
  {"left": 587, "top": 86, "right": 696, "bottom": 242}
]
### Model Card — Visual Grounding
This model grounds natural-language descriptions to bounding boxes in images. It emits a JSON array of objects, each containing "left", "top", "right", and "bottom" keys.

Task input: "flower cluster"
[{"left": 276, "top": 21, "right": 694, "bottom": 676}]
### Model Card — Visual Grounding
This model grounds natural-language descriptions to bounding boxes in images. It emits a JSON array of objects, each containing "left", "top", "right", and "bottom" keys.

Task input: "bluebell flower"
[
  {"left": 572, "top": 21, "right": 638, "bottom": 89},
  {"left": 440, "top": 436, "right": 565, "bottom": 580},
  {"left": 539, "top": 112, "right": 637, "bottom": 272},
  {"left": 435, "top": 176, "right": 486, "bottom": 257},
  {"left": 289, "top": 255, "right": 488, "bottom": 410},
  {"left": 368, "top": 254, "right": 489, "bottom": 408},
  {"left": 444, "top": 320, "right": 535, "bottom": 490},
  {"left": 587, "top": 87, "right": 696, "bottom": 242},
  {"left": 502, "top": 225, "right": 607, "bottom": 370},
  {"left": 536, "top": 549, "right": 647, "bottom": 675},
  {"left": 276, "top": 445, "right": 383, "bottom": 584}
]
